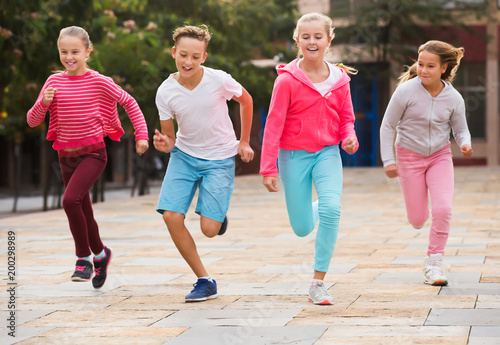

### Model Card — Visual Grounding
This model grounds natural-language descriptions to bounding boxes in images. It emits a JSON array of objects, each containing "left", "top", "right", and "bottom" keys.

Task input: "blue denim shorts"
[{"left": 156, "top": 147, "right": 235, "bottom": 222}]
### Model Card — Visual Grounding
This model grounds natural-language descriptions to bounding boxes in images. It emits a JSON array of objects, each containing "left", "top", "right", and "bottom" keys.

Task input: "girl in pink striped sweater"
[{"left": 27, "top": 26, "right": 149, "bottom": 289}]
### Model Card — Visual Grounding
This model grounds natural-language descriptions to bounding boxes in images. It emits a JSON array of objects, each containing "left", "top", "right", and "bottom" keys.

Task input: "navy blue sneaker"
[
  {"left": 218, "top": 216, "right": 228, "bottom": 236},
  {"left": 185, "top": 278, "right": 218, "bottom": 302}
]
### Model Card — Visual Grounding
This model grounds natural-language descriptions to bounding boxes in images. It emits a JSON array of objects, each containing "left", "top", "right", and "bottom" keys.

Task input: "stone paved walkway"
[{"left": 1, "top": 167, "right": 499, "bottom": 344}]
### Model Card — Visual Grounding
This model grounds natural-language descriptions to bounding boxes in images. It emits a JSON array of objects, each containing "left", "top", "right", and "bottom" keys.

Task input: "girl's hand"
[
  {"left": 43, "top": 87, "right": 57, "bottom": 106},
  {"left": 384, "top": 164, "right": 398, "bottom": 178},
  {"left": 153, "top": 129, "right": 173, "bottom": 153},
  {"left": 263, "top": 176, "right": 279, "bottom": 192},
  {"left": 461, "top": 144, "right": 473, "bottom": 158},
  {"left": 343, "top": 137, "right": 358, "bottom": 155},
  {"left": 238, "top": 142, "right": 254, "bottom": 163},
  {"left": 136, "top": 139, "right": 149, "bottom": 155}
]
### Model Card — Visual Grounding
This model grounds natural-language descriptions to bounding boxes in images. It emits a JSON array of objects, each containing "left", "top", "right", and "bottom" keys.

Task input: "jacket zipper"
[{"left": 318, "top": 96, "right": 325, "bottom": 146}]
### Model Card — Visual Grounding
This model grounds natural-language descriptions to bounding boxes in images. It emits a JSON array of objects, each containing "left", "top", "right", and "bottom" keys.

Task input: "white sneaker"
[
  {"left": 308, "top": 281, "right": 333, "bottom": 305},
  {"left": 423, "top": 253, "right": 448, "bottom": 286}
]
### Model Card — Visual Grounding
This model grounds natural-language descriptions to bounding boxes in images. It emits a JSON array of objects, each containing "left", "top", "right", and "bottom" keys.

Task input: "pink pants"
[{"left": 396, "top": 143, "right": 454, "bottom": 255}]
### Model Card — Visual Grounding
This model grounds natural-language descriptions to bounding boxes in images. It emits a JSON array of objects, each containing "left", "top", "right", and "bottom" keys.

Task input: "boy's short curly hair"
[{"left": 173, "top": 25, "right": 211, "bottom": 49}]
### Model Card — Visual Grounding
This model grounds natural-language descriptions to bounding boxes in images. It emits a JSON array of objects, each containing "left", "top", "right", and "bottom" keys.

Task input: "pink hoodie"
[{"left": 260, "top": 59, "right": 358, "bottom": 177}]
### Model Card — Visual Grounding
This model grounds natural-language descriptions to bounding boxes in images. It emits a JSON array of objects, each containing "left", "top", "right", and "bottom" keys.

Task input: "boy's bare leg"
[
  {"left": 164, "top": 211, "right": 208, "bottom": 277},
  {"left": 200, "top": 216, "right": 222, "bottom": 238}
]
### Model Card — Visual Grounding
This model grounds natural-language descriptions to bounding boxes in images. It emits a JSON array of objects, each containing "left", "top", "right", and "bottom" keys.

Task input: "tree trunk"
[
  {"left": 138, "top": 152, "right": 149, "bottom": 196},
  {"left": 11, "top": 139, "right": 21, "bottom": 213},
  {"left": 42, "top": 137, "right": 51, "bottom": 211},
  {"left": 131, "top": 150, "right": 150, "bottom": 197},
  {"left": 91, "top": 175, "right": 105, "bottom": 203}
]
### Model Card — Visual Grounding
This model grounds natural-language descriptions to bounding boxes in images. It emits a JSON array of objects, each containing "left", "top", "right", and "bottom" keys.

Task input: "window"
[
  {"left": 454, "top": 62, "right": 487, "bottom": 139},
  {"left": 442, "top": 0, "right": 484, "bottom": 9}
]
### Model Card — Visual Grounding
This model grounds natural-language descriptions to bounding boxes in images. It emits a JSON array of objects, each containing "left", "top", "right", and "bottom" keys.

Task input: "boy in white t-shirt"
[{"left": 153, "top": 25, "right": 254, "bottom": 302}]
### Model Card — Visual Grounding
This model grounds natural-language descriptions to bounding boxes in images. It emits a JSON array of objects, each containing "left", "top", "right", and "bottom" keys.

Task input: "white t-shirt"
[
  {"left": 313, "top": 62, "right": 342, "bottom": 96},
  {"left": 156, "top": 67, "right": 243, "bottom": 160},
  {"left": 297, "top": 59, "right": 342, "bottom": 96}
]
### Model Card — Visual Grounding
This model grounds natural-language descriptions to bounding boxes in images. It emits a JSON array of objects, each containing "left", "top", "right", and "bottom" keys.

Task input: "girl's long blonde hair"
[
  {"left": 398, "top": 40, "right": 464, "bottom": 85},
  {"left": 293, "top": 12, "right": 357, "bottom": 75}
]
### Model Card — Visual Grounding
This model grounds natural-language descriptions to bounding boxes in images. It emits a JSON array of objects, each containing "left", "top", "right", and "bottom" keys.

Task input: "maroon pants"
[{"left": 59, "top": 148, "right": 107, "bottom": 257}]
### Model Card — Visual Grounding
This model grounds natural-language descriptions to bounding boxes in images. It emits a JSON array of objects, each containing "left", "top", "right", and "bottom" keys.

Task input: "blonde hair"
[
  {"left": 293, "top": 13, "right": 357, "bottom": 75},
  {"left": 293, "top": 12, "right": 335, "bottom": 43},
  {"left": 173, "top": 25, "right": 211, "bottom": 50},
  {"left": 398, "top": 40, "right": 464, "bottom": 85},
  {"left": 57, "top": 26, "right": 93, "bottom": 68}
]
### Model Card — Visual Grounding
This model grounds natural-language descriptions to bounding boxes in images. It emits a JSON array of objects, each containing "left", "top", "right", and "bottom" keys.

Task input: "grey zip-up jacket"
[{"left": 380, "top": 77, "right": 471, "bottom": 167}]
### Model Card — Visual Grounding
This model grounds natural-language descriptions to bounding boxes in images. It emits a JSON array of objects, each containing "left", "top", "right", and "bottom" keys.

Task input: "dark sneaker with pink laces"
[
  {"left": 92, "top": 247, "right": 112, "bottom": 289},
  {"left": 71, "top": 260, "right": 93, "bottom": 281}
]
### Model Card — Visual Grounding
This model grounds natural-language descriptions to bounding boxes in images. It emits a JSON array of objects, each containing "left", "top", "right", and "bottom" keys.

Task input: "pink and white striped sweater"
[{"left": 27, "top": 70, "right": 149, "bottom": 150}]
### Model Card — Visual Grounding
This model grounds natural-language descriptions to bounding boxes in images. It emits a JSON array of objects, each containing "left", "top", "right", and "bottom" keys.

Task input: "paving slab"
[
  {"left": 392, "top": 255, "right": 486, "bottom": 265},
  {"left": 17, "top": 265, "right": 73, "bottom": 275},
  {"left": 11, "top": 281, "right": 119, "bottom": 297},
  {"left": 0, "top": 327, "right": 53, "bottom": 345},
  {"left": 38, "top": 251, "right": 127, "bottom": 261},
  {"left": 405, "top": 243, "right": 487, "bottom": 250},
  {"left": 425, "top": 308, "right": 500, "bottom": 326},
  {"left": 0, "top": 167, "right": 498, "bottom": 344},
  {"left": 121, "top": 257, "right": 221, "bottom": 267},
  {"left": 476, "top": 295, "right": 500, "bottom": 308},
  {"left": 219, "top": 282, "right": 333, "bottom": 296},
  {"left": 374, "top": 272, "right": 481, "bottom": 284},
  {"left": 14, "top": 235, "right": 72, "bottom": 242},
  {"left": 252, "top": 263, "right": 357, "bottom": 274},
  {"left": 163, "top": 325, "right": 328, "bottom": 345},
  {"left": 398, "top": 226, "right": 469, "bottom": 233},
  {"left": 470, "top": 326, "right": 500, "bottom": 337},
  {"left": 469, "top": 326, "right": 500, "bottom": 344},
  {"left": 153, "top": 308, "right": 302, "bottom": 327},
  {"left": 0, "top": 310, "right": 53, "bottom": 325},
  {"left": 439, "top": 283, "right": 500, "bottom": 295}
]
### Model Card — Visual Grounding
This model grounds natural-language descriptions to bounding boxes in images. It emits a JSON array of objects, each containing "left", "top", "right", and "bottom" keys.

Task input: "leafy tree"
[
  {"left": 0, "top": 0, "right": 297, "bottom": 210},
  {"left": 332, "top": 0, "right": 485, "bottom": 67},
  {"left": 0, "top": 0, "right": 99, "bottom": 210},
  {"left": 328, "top": 0, "right": 487, "bottom": 166}
]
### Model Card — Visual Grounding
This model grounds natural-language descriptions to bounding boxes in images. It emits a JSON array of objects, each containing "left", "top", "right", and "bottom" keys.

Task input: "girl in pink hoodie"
[{"left": 260, "top": 13, "right": 358, "bottom": 305}]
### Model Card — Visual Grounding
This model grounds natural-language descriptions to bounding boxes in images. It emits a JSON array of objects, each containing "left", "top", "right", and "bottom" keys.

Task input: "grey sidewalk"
[{"left": 0, "top": 166, "right": 499, "bottom": 344}]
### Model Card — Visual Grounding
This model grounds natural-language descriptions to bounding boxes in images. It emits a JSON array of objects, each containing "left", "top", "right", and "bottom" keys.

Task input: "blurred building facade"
[{"left": 297, "top": 0, "right": 500, "bottom": 166}]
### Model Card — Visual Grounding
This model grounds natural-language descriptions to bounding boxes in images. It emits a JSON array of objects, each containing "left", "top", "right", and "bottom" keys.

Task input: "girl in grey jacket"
[{"left": 380, "top": 40, "right": 473, "bottom": 286}]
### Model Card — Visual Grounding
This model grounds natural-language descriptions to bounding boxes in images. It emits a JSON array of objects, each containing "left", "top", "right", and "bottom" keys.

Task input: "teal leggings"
[{"left": 278, "top": 145, "right": 343, "bottom": 272}]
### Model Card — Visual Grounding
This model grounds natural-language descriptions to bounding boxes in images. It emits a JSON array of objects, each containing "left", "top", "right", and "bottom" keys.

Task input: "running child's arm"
[
  {"left": 263, "top": 176, "right": 279, "bottom": 192},
  {"left": 461, "top": 144, "right": 473, "bottom": 158},
  {"left": 343, "top": 137, "right": 358, "bottom": 155},
  {"left": 260, "top": 75, "right": 290, "bottom": 193},
  {"left": 338, "top": 86, "right": 358, "bottom": 155},
  {"left": 43, "top": 87, "right": 57, "bottom": 106},
  {"left": 233, "top": 87, "right": 254, "bottom": 163},
  {"left": 153, "top": 119, "right": 175, "bottom": 153},
  {"left": 384, "top": 164, "right": 399, "bottom": 178},
  {"left": 136, "top": 139, "right": 149, "bottom": 155},
  {"left": 119, "top": 91, "right": 148, "bottom": 155},
  {"left": 451, "top": 98, "right": 473, "bottom": 159},
  {"left": 27, "top": 82, "right": 53, "bottom": 128}
]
